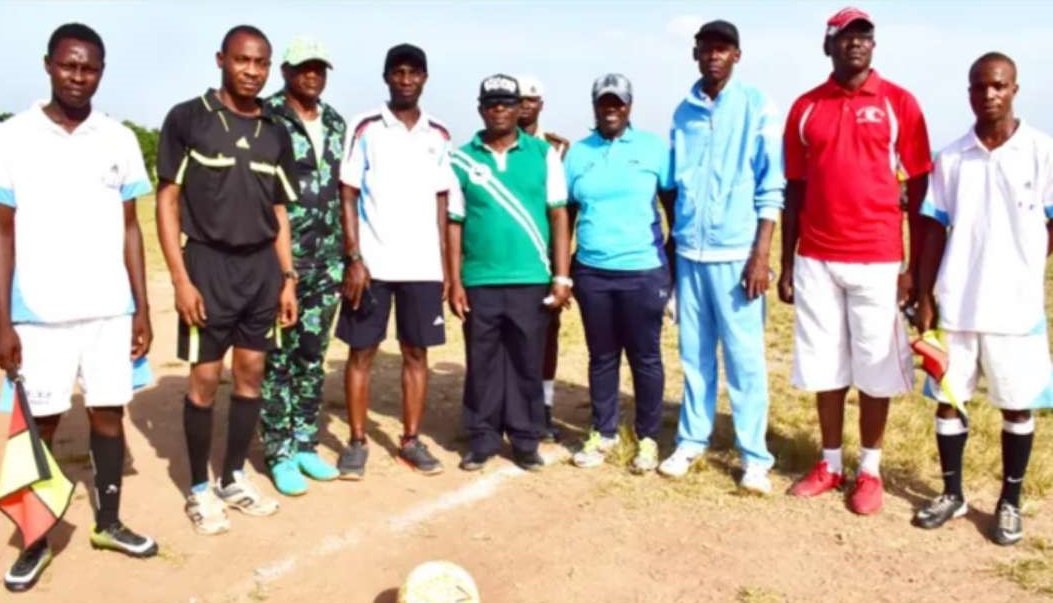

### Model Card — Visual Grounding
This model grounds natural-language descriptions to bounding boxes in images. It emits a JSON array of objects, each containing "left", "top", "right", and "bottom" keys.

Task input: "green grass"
[{"left": 994, "top": 537, "right": 1053, "bottom": 596}]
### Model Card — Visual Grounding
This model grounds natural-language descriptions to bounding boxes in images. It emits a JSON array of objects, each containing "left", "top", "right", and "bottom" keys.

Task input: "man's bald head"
[{"left": 970, "top": 52, "right": 1017, "bottom": 83}]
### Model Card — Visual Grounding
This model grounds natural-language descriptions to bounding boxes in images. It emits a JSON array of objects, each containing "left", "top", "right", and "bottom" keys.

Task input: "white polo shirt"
[
  {"left": 0, "top": 102, "right": 151, "bottom": 324},
  {"left": 922, "top": 120, "right": 1053, "bottom": 335},
  {"left": 340, "top": 105, "right": 453, "bottom": 282}
]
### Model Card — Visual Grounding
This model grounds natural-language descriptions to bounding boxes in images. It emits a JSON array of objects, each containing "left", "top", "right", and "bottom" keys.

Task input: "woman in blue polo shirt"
[{"left": 565, "top": 73, "right": 674, "bottom": 473}]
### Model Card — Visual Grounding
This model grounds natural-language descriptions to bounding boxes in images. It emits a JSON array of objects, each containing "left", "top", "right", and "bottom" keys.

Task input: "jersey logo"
[
  {"left": 432, "top": 315, "right": 444, "bottom": 326},
  {"left": 236, "top": 136, "right": 251, "bottom": 149},
  {"left": 856, "top": 106, "right": 885, "bottom": 124}
]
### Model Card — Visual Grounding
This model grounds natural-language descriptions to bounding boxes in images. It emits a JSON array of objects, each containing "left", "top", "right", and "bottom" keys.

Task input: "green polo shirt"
[{"left": 449, "top": 130, "right": 567, "bottom": 287}]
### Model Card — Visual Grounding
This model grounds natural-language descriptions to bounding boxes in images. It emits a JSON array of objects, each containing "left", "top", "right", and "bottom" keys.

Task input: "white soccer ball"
[{"left": 398, "top": 561, "right": 481, "bottom": 603}]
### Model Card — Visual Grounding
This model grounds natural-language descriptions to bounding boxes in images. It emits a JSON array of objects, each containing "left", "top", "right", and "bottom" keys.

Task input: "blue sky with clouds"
[{"left": 4, "top": 0, "right": 1053, "bottom": 150}]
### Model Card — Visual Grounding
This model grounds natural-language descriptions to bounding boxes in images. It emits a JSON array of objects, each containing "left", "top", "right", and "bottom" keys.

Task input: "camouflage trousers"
[{"left": 260, "top": 265, "right": 342, "bottom": 465}]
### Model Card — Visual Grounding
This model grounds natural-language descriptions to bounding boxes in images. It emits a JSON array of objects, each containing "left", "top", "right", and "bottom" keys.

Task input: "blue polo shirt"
[{"left": 564, "top": 127, "right": 673, "bottom": 271}]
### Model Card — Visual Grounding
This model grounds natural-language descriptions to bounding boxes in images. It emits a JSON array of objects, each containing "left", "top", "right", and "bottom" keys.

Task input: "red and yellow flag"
[{"left": 0, "top": 375, "right": 73, "bottom": 548}]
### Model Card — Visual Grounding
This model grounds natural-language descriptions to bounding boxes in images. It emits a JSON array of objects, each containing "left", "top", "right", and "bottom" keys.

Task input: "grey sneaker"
[
  {"left": 398, "top": 436, "right": 444, "bottom": 475},
  {"left": 185, "top": 488, "right": 230, "bottom": 535},
  {"left": 4, "top": 540, "right": 51, "bottom": 593},
  {"left": 912, "top": 494, "right": 967, "bottom": 530},
  {"left": 338, "top": 439, "right": 369, "bottom": 481},
  {"left": 992, "top": 501, "right": 1023, "bottom": 546},
  {"left": 215, "top": 473, "right": 280, "bottom": 517}
]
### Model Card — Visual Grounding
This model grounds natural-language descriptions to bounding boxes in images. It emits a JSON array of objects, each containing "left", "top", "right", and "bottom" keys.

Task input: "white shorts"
[
  {"left": 791, "top": 256, "right": 913, "bottom": 396},
  {"left": 928, "top": 330, "right": 1053, "bottom": 410},
  {"left": 15, "top": 315, "right": 133, "bottom": 417}
]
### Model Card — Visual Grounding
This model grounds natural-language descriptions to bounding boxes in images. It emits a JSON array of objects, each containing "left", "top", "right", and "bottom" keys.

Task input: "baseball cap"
[
  {"left": 384, "top": 43, "right": 427, "bottom": 74},
  {"left": 695, "top": 20, "right": 740, "bottom": 47},
  {"left": 283, "top": 35, "right": 333, "bottom": 68},
  {"left": 591, "top": 73, "right": 632, "bottom": 104},
  {"left": 517, "top": 75, "right": 544, "bottom": 98},
  {"left": 826, "top": 7, "right": 874, "bottom": 37},
  {"left": 478, "top": 73, "right": 520, "bottom": 105}
]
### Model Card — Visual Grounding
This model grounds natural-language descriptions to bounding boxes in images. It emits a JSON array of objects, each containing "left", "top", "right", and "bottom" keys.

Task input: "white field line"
[{"left": 211, "top": 447, "right": 570, "bottom": 601}]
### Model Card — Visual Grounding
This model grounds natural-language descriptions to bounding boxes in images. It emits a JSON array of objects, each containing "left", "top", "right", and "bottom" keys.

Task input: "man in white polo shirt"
[
  {"left": 0, "top": 23, "right": 157, "bottom": 592},
  {"left": 913, "top": 52, "right": 1053, "bottom": 546},
  {"left": 336, "top": 43, "right": 452, "bottom": 478}
]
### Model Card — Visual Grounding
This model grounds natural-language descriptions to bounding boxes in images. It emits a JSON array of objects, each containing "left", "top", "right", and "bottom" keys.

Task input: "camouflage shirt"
[{"left": 264, "top": 92, "right": 347, "bottom": 272}]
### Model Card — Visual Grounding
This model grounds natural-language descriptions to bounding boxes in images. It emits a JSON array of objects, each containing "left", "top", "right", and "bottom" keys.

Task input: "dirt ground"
[{"left": 2, "top": 276, "right": 1050, "bottom": 603}]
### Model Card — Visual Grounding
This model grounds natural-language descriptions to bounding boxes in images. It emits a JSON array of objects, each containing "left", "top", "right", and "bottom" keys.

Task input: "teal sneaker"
[
  {"left": 270, "top": 459, "right": 308, "bottom": 496},
  {"left": 295, "top": 451, "right": 339, "bottom": 481}
]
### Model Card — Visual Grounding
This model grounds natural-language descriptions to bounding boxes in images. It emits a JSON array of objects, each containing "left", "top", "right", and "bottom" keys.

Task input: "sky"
[{"left": 4, "top": 0, "right": 1053, "bottom": 150}]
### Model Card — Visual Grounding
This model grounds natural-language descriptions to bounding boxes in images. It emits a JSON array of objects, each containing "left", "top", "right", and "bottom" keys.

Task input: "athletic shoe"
[
  {"left": 789, "top": 461, "right": 843, "bottom": 497},
  {"left": 631, "top": 437, "right": 659, "bottom": 474},
  {"left": 295, "top": 451, "right": 339, "bottom": 481},
  {"left": 89, "top": 522, "right": 159, "bottom": 558},
  {"left": 992, "top": 501, "right": 1024, "bottom": 546},
  {"left": 185, "top": 488, "right": 230, "bottom": 535},
  {"left": 337, "top": 439, "right": 369, "bottom": 481},
  {"left": 513, "top": 449, "right": 545, "bottom": 472},
  {"left": 541, "top": 407, "right": 562, "bottom": 443},
  {"left": 270, "top": 458, "right": 308, "bottom": 496},
  {"left": 848, "top": 472, "right": 884, "bottom": 515},
  {"left": 458, "top": 451, "right": 491, "bottom": 472},
  {"left": 4, "top": 540, "right": 51, "bottom": 593},
  {"left": 739, "top": 464, "right": 773, "bottom": 495},
  {"left": 398, "top": 436, "right": 444, "bottom": 475},
  {"left": 572, "top": 430, "right": 619, "bottom": 468},
  {"left": 657, "top": 445, "right": 703, "bottom": 478},
  {"left": 216, "top": 473, "right": 280, "bottom": 517},
  {"left": 912, "top": 494, "right": 967, "bottom": 529}
]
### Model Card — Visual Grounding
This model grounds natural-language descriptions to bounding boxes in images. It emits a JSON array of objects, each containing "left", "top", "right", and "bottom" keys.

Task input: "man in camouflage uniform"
[{"left": 260, "top": 36, "right": 347, "bottom": 496}]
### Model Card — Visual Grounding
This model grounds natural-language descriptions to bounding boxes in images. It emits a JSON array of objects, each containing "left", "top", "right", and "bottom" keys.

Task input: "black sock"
[
  {"left": 90, "top": 431, "right": 124, "bottom": 530},
  {"left": 222, "top": 395, "right": 263, "bottom": 487},
  {"left": 183, "top": 397, "right": 214, "bottom": 488},
  {"left": 999, "top": 425, "right": 1034, "bottom": 508},
  {"left": 936, "top": 432, "right": 967, "bottom": 498}
]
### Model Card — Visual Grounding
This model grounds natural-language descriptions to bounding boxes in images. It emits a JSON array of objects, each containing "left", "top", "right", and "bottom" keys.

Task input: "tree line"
[{"left": 0, "top": 111, "right": 160, "bottom": 182}]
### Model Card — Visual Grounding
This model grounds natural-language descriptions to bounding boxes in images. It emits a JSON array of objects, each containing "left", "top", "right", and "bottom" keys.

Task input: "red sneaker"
[
  {"left": 849, "top": 472, "right": 884, "bottom": 515},
  {"left": 789, "top": 461, "right": 843, "bottom": 497}
]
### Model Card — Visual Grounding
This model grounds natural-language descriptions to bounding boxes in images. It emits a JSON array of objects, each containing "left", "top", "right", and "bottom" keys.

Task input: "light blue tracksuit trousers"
[{"left": 675, "top": 255, "right": 774, "bottom": 469}]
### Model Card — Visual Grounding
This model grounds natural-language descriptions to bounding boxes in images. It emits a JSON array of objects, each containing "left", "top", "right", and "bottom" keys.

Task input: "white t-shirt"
[
  {"left": 0, "top": 103, "right": 151, "bottom": 324},
  {"left": 922, "top": 121, "right": 1053, "bottom": 335},
  {"left": 340, "top": 105, "right": 453, "bottom": 282},
  {"left": 303, "top": 114, "right": 325, "bottom": 165}
]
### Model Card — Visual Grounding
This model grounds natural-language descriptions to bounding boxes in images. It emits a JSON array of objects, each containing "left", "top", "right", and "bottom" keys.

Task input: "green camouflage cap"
[{"left": 283, "top": 35, "right": 332, "bottom": 68}]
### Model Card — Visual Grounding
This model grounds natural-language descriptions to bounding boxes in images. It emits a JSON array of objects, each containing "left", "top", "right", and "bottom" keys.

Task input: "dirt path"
[{"left": 2, "top": 278, "right": 1049, "bottom": 603}]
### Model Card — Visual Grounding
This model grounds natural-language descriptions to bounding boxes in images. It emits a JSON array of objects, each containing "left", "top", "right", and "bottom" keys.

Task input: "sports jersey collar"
[
  {"left": 380, "top": 103, "right": 431, "bottom": 133},
  {"left": 199, "top": 89, "right": 273, "bottom": 121},
  {"left": 587, "top": 125, "right": 637, "bottom": 144},
  {"left": 965, "top": 119, "right": 1031, "bottom": 154},
  {"left": 822, "top": 69, "right": 882, "bottom": 97},
  {"left": 471, "top": 129, "right": 527, "bottom": 153},
  {"left": 30, "top": 99, "right": 103, "bottom": 135},
  {"left": 686, "top": 77, "right": 741, "bottom": 109}
]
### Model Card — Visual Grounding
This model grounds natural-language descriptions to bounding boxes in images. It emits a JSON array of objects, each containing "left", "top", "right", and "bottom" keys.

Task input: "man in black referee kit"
[{"left": 156, "top": 24, "right": 298, "bottom": 535}]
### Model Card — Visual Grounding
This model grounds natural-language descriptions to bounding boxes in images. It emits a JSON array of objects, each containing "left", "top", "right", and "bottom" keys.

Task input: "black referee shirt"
[{"left": 157, "top": 89, "right": 298, "bottom": 248}]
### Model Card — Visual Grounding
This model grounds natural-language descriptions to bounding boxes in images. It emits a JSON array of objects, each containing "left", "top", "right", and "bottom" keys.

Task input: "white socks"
[
  {"left": 543, "top": 380, "right": 554, "bottom": 408},
  {"left": 859, "top": 447, "right": 882, "bottom": 477},
  {"left": 822, "top": 448, "right": 843, "bottom": 475}
]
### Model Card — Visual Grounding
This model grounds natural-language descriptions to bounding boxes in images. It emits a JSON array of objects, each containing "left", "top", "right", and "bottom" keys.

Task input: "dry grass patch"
[{"left": 994, "top": 537, "right": 1053, "bottom": 596}]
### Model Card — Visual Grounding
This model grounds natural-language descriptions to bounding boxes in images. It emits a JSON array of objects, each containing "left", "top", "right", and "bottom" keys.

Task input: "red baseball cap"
[{"left": 826, "top": 7, "right": 874, "bottom": 37}]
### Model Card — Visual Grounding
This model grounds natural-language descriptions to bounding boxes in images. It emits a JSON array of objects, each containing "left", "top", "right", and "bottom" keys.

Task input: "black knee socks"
[
  {"left": 222, "top": 395, "right": 263, "bottom": 487},
  {"left": 90, "top": 431, "right": 124, "bottom": 530},
  {"left": 183, "top": 397, "right": 214, "bottom": 488}
]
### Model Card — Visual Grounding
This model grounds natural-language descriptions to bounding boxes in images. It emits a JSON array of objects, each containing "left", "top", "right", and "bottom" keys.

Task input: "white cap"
[{"left": 517, "top": 75, "right": 544, "bottom": 98}]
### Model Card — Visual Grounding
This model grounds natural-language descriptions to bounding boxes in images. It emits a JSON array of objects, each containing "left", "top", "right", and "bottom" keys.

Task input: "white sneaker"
[
  {"left": 657, "top": 446, "right": 702, "bottom": 478},
  {"left": 739, "top": 465, "right": 772, "bottom": 495},
  {"left": 572, "top": 430, "right": 619, "bottom": 468},
  {"left": 215, "top": 473, "right": 280, "bottom": 517},
  {"left": 630, "top": 437, "right": 659, "bottom": 474},
  {"left": 185, "top": 488, "right": 230, "bottom": 535}
]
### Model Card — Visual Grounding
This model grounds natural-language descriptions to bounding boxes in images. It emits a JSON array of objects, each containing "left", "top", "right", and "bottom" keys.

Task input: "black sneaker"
[
  {"left": 992, "top": 501, "right": 1023, "bottom": 546},
  {"left": 912, "top": 494, "right": 967, "bottom": 530},
  {"left": 89, "top": 522, "right": 159, "bottom": 558},
  {"left": 541, "top": 407, "right": 561, "bottom": 443},
  {"left": 513, "top": 449, "right": 545, "bottom": 472},
  {"left": 4, "top": 540, "right": 51, "bottom": 593},
  {"left": 338, "top": 439, "right": 369, "bottom": 481},
  {"left": 458, "top": 451, "right": 491, "bottom": 472},
  {"left": 399, "top": 436, "right": 444, "bottom": 476}
]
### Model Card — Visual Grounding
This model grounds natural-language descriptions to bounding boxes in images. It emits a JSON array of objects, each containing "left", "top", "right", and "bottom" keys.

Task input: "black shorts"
[
  {"left": 335, "top": 280, "right": 445, "bottom": 350},
  {"left": 177, "top": 240, "right": 282, "bottom": 363}
]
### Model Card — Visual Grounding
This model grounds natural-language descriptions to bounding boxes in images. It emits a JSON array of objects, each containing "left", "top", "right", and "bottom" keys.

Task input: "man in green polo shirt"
[{"left": 447, "top": 74, "right": 571, "bottom": 472}]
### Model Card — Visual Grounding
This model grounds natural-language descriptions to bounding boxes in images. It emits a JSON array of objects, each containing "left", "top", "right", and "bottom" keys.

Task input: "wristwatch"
[
  {"left": 552, "top": 275, "right": 573, "bottom": 288},
  {"left": 282, "top": 269, "right": 299, "bottom": 282},
  {"left": 345, "top": 250, "right": 364, "bottom": 265}
]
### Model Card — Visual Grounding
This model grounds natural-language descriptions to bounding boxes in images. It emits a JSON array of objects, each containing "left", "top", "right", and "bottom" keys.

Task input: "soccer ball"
[{"left": 398, "top": 561, "right": 481, "bottom": 603}]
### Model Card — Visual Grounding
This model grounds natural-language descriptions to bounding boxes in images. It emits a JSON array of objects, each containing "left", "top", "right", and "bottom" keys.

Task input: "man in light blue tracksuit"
[{"left": 657, "top": 20, "right": 784, "bottom": 493}]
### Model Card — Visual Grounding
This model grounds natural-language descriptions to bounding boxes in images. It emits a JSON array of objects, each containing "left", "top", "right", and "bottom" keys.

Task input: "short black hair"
[
  {"left": 970, "top": 51, "right": 1017, "bottom": 80},
  {"left": 221, "top": 25, "right": 270, "bottom": 53},
  {"left": 47, "top": 23, "right": 105, "bottom": 60}
]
